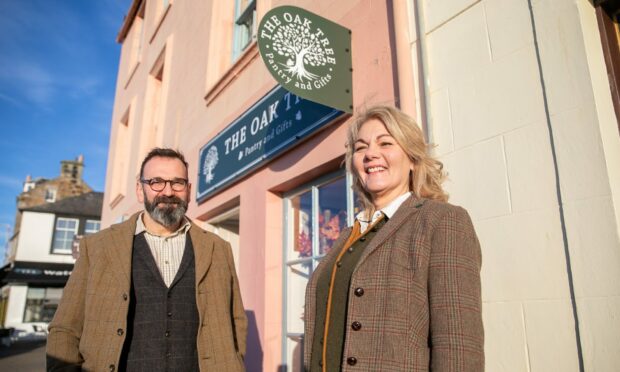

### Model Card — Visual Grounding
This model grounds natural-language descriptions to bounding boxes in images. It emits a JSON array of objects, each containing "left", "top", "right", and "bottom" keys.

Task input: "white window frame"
[
  {"left": 45, "top": 188, "right": 57, "bottom": 203},
  {"left": 281, "top": 171, "right": 355, "bottom": 370},
  {"left": 84, "top": 219, "right": 101, "bottom": 235},
  {"left": 232, "top": 0, "right": 257, "bottom": 61},
  {"left": 51, "top": 217, "right": 79, "bottom": 254}
]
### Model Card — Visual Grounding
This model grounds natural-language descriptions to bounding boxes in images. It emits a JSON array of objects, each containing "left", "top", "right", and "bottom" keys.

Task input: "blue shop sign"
[{"left": 197, "top": 86, "right": 343, "bottom": 202}]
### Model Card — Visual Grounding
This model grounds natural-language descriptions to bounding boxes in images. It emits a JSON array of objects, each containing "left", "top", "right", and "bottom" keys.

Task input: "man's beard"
[{"left": 144, "top": 193, "right": 188, "bottom": 227}]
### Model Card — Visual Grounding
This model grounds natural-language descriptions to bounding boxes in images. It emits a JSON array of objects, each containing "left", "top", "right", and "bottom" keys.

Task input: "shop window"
[
  {"left": 51, "top": 217, "right": 79, "bottom": 254},
  {"left": 232, "top": 0, "right": 256, "bottom": 60},
  {"left": 283, "top": 173, "right": 355, "bottom": 370},
  {"left": 23, "top": 287, "right": 63, "bottom": 323},
  {"left": 84, "top": 220, "right": 101, "bottom": 235},
  {"left": 596, "top": 0, "right": 620, "bottom": 134}
]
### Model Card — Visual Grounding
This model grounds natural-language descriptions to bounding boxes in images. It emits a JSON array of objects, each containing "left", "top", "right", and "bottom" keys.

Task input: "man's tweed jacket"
[
  {"left": 47, "top": 213, "right": 247, "bottom": 372},
  {"left": 304, "top": 196, "right": 484, "bottom": 371}
]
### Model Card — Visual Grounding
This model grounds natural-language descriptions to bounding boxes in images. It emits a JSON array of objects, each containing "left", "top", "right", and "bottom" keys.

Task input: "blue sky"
[{"left": 0, "top": 0, "right": 130, "bottom": 255}]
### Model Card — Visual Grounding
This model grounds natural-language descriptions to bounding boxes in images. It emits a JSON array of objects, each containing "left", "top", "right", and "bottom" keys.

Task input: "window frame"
[
  {"left": 50, "top": 217, "right": 80, "bottom": 255},
  {"left": 45, "top": 188, "right": 57, "bottom": 203},
  {"left": 281, "top": 170, "right": 355, "bottom": 370},
  {"left": 84, "top": 219, "right": 101, "bottom": 235},
  {"left": 22, "top": 287, "right": 63, "bottom": 323},
  {"left": 232, "top": 0, "right": 257, "bottom": 61}
]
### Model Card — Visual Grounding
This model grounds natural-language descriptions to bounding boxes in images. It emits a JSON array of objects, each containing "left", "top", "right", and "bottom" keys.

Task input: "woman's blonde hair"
[{"left": 345, "top": 105, "right": 448, "bottom": 216}]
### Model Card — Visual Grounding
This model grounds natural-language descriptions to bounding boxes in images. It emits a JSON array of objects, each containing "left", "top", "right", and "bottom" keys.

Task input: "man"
[{"left": 47, "top": 148, "right": 247, "bottom": 372}]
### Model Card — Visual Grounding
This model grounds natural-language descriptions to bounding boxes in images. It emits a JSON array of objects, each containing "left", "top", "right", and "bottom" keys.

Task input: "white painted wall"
[
  {"left": 410, "top": 0, "right": 620, "bottom": 370},
  {"left": 4, "top": 284, "right": 27, "bottom": 329},
  {"left": 15, "top": 212, "right": 75, "bottom": 264}
]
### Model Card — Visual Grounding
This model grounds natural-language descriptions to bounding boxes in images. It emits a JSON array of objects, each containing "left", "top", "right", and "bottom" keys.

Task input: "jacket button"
[
  {"left": 336, "top": 261, "right": 342, "bottom": 267},
  {"left": 122, "top": 293, "right": 128, "bottom": 301},
  {"left": 347, "top": 356, "right": 357, "bottom": 365},
  {"left": 167, "top": 311, "right": 172, "bottom": 317},
  {"left": 351, "top": 321, "right": 362, "bottom": 331},
  {"left": 354, "top": 287, "right": 364, "bottom": 297},
  {"left": 117, "top": 329, "right": 123, "bottom": 336},
  {"left": 165, "top": 331, "right": 170, "bottom": 337},
  {"left": 359, "top": 236, "right": 366, "bottom": 242},
  {"left": 109, "top": 364, "right": 115, "bottom": 371}
]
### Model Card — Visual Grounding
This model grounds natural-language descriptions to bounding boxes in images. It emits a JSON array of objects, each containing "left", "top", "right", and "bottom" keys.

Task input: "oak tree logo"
[
  {"left": 202, "top": 146, "right": 218, "bottom": 184},
  {"left": 260, "top": 10, "right": 336, "bottom": 91}
]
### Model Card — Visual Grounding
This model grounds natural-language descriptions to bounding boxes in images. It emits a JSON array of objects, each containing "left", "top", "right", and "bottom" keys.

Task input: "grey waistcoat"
[{"left": 119, "top": 233, "right": 200, "bottom": 372}]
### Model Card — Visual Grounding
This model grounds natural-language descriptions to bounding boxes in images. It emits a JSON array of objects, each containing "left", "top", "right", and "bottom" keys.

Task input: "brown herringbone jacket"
[
  {"left": 304, "top": 197, "right": 484, "bottom": 371},
  {"left": 47, "top": 213, "right": 247, "bottom": 372}
]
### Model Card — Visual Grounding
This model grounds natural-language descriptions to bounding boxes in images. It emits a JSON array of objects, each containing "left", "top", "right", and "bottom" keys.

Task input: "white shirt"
[
  {"left": 356, "top": 192, "right": 412, "bottom": 233},
  {"left": 135, "top": 212, "right": 191, "bottom": 287}
]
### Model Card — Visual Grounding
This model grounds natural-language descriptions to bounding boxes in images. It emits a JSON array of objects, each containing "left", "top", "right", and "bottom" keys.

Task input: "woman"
[{"left": 304, "top": 105, "right": 484, "bottom": 371}]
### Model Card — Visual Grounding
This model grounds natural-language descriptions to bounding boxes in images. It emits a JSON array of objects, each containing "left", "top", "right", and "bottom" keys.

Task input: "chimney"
[
  {"left": 22, "top": 174, "right": 35, "bottom": 192},
  {"left": 60, "top": 156, "right": 85, "bottom": 182}
]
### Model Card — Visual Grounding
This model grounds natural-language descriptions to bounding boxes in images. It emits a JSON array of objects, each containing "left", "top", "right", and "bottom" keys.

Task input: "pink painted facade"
[{"left": 103, "top": 1, "right": 406, "bottom": 370}]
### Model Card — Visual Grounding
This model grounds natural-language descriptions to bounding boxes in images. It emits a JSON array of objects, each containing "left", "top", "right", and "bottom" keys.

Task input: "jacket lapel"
[
  {"left": 189, "top": 222, "right": 214, "bottom": 285},
  {"left": 355, "top": 196, "right": 426, "bottom": 268},
  {"left": 104, "top": 213, "right": 139, "bottom": 286}
]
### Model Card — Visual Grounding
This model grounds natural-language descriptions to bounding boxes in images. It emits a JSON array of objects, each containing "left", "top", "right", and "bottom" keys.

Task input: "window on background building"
[
  {"left": 84, "top": 220, "right": 101, "bottom": 235},
  {"left": 45, "top": 188, "right": 57, "bottom": 203},
  {"left": 23, "top": 287, "right": 63, "bottom": 323},
  {"left": 51, "top": 217, "right": 79, "bottom": 254},
  {"left": 232, "top": 0, "right": 257, "bottom": 60},
  {"left": 283, "top": 173, "right": 357, "bottom": 370}
]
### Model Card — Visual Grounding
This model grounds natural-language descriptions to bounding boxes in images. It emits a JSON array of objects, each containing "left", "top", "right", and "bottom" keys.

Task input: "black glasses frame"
[{"left": 140, "top": 178, "right": 189, "bottom": 192}]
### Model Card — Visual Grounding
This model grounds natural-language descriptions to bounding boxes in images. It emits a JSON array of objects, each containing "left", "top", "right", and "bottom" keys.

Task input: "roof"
[
  {"left": 117, "top": 0, "right": 142, "bottom": 43},
  {"left": 22, "top": 191, "right": 104, "bottom": 217}
]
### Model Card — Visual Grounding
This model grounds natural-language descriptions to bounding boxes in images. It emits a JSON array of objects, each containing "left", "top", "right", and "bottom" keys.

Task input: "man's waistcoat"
[{"left": 120, "top": 233, "right": 200, "bottom": 371}]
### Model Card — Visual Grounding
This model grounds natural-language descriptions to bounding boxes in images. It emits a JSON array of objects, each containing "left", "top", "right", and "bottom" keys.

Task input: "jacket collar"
[
  {"left": 103, "top": 212, "right": 215, "bottom": 286},
  {"left": 355, "top": 195, "right": 427, "bottom": 268}
]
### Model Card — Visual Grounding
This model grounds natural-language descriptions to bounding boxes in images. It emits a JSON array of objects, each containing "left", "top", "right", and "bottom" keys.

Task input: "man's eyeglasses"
[{"left": 140, "top": 178, "right": 189, "bottom": 192}]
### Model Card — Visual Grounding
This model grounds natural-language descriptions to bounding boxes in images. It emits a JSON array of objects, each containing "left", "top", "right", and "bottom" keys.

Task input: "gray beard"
[{"left": 144, "top": 193, "right": 188, "bottom": 228}]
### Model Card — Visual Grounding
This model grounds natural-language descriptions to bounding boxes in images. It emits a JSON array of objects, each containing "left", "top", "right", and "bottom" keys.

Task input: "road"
[{"left": 0, "top": 339, "right": 46, "bottom": 371}]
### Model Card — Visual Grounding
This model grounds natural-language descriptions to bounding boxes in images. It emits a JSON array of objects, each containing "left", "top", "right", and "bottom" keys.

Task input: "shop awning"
[{"left": 0, "top": 261, "right": 74, "bottom": 286}]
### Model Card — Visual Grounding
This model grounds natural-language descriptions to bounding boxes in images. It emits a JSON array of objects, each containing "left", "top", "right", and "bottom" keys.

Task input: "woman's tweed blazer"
[
  {"left": 46, "top": 212, "right": 247, "bottom": 372},
  {"left": 304, "top": 196, "right": 484, "bottom": 371}
]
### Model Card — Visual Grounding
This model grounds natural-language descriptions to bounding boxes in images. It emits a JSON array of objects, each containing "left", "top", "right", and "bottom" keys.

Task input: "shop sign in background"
[{"left": 197, "top": 86, "right": 343, "bottom": 202}]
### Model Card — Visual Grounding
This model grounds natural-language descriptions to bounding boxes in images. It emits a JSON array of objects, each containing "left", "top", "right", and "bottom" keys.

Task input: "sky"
[{"left": 0, "top": 0, "right": 131, "bottom": 256}]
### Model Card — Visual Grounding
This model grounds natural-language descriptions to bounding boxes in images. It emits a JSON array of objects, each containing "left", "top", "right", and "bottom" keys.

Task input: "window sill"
[
  {"left": 204, "top": 41, "right": 259, "bottom": 106},
  {"left": 124, "top": 61, "right": 140, "bottom": 89},
  {"left": 149, "top": 3, "right": 172, "bottom": 44},
  {"left": 109, "top": 193, "right": 125, "bottom": 209}
]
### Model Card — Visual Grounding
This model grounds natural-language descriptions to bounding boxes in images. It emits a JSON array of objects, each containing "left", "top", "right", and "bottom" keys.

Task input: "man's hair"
[{"left": 139, "top": 148, "right": 189, "bottom": 179}]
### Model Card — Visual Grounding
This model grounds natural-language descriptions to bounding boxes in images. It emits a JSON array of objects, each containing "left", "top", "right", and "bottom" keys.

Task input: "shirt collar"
[
  {"left": 134, "top": 211, "right": 191, "bottom": 237},
  {"left": 355, "top": 192, "right": 412, "bottom": 232}
]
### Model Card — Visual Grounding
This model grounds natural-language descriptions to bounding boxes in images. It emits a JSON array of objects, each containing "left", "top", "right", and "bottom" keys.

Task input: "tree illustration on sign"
[
  {"left": 272, "top": 23, "right": 328, "bottom": 81},
  {"left": 203, "top": 146, "right": 218, "bottom": 184}
]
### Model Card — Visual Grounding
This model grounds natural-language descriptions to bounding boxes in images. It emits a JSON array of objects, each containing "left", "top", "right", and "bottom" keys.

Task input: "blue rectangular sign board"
[{"left": 197, "top": 85, "right": 343, "bottom": 202}]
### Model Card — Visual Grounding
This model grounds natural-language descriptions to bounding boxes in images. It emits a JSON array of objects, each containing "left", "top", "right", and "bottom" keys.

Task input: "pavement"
[{"left": 0, "top": 339, "right": 46, "bottom": 371}]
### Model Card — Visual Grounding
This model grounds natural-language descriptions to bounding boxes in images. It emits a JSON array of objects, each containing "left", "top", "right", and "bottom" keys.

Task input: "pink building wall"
[{"left": 103, "top": 1, "right": 403, "bottom": 370}]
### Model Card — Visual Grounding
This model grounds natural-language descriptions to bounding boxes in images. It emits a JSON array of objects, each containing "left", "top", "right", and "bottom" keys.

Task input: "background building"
[
  {"left": 102, "top": 1, "right": 620, "bottom": 371},
  {"left": 0, "top": 158, "right": 102, "bottom": 336}
]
